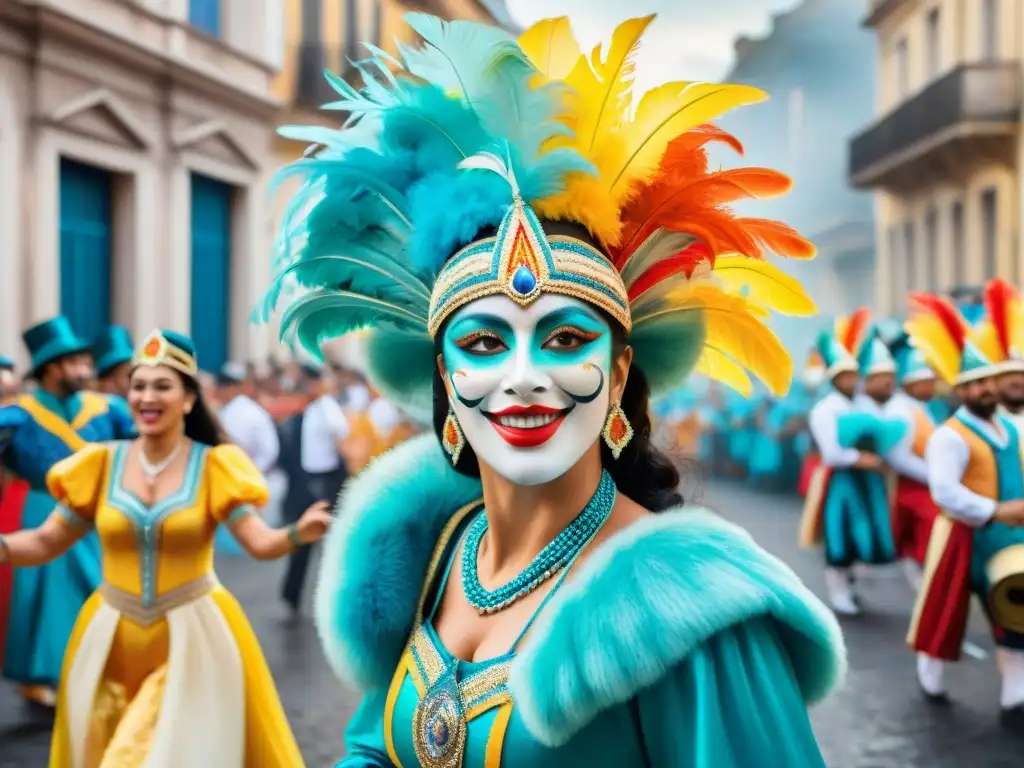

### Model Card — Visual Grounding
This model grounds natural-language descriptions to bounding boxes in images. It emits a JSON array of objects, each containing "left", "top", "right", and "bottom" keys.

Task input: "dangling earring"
[
  {"left": 442, "top": 406, "right": 466, "bottom": 466},
  {"left": 602, "top": 402, "right": 633, "bottom": 459}
]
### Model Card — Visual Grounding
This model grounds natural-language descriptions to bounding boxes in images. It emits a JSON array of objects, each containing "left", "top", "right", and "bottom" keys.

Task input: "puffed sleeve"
[
  {"left": 337, "top": 689, "right": 396, "bottom": 767},
  {"left": 635, "top": 616, "right": 827, "bottom": 768},
  {"left": 206, "top": 443, "right": 270, "bottom": 523},
  {"left": 46, "top": 443, "right": 110, "bottom": 527}
]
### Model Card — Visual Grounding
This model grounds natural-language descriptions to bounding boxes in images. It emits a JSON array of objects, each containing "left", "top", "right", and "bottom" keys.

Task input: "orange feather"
[
  {"left": 627, "top": 242, "right": 714, "bottom": 301},
  {"left": 836, "top": 307, "right": 871, "bottom": 354},
  {"left": 909, "top": 292, "right": 967, "bottom": 351}
]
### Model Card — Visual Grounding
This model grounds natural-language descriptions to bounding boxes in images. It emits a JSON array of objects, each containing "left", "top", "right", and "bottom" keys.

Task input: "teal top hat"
[
  {"left": 888, "top": 332, "right": 936, "bottom": 385},
  {"left": 93, "top": 325, "right": 135, "bottom": 377},
  {"left": 0, "top": 354, "right": 13, "bottom": 371},
  {"left": 815, "top": 331, "right": 858, "bottom": 380},
  {"left": 958, "top": 337, "right": 996, "bottom": 383},
  {"left": 22, "top": 316, "right": 90, "bottom": 374},
  {"left": 856, "top": 327, "right": 896, "bottom": 377}
]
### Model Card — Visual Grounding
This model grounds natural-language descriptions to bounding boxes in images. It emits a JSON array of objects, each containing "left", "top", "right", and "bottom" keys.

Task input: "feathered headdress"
[
  {"left": 814, "top": 310, "right": 864, "bottom": 381},
  {"left": 257, "top": 14, "right": 817, "bottom": 417},
  {"left": 975, "top": 278, "right": 1024, "bottom": 373},
  {"left": 886, "top": 330, "right": 936, "bottom": 385},
  {"left": 855, "top": 324, "right": 896, "bottom": 378},
  {"left": 905, "top": 293, "right": 999, "bottom": 385}
]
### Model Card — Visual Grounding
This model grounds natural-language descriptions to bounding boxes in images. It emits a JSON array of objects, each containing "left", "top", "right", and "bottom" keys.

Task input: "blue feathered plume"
[{"left": 257, "top": 13, "right": 595, "bottom": 372}]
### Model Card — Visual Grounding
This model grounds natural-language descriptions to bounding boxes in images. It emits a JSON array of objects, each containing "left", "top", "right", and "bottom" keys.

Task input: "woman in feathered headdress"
[{"left": 262, "top": 14, "right": 842, "bottom": 764}]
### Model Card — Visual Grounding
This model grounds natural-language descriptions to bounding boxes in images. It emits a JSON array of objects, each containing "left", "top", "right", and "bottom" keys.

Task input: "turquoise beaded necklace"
[{"left": 461, "top": 470, "right": 616, "bottom": 614}]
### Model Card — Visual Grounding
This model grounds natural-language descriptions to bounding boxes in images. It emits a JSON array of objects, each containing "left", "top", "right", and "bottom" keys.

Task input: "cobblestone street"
[{"left": 2, "top": 481, "right": 1022, "bottom": 766}]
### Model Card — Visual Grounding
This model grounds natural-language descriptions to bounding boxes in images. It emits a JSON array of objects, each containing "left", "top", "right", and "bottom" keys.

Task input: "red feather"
[
  {"left": 668, "top": 123, "right": 745, "bottom": 157},
  {"left": 838, "top": 307, "right": 871, "bottom": 353},
  {"left": 909, "top": 292, "right": 967, "bottom": 351},
  {"left": 984, "top": 278, "right": 1018, "bottom": 356},
  {"left": 627, "top": 242, "right": 714, "bottom": 301}
]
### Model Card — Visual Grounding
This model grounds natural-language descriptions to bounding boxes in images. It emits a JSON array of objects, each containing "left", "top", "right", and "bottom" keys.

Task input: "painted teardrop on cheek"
[{"left": 550, "top": 362, "right": 606, "bottom": 404}]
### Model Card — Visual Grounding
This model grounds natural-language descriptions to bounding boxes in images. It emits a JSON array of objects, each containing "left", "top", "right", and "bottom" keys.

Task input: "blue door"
[
  {"left": 59, "top": 158, "right": 112, "bottom": 345},
  {"left": 189, "top": 0, "right": 221, "bottom": 37},
  {"left": 190, "top": 173, "right": 232, "bottom": 371}
]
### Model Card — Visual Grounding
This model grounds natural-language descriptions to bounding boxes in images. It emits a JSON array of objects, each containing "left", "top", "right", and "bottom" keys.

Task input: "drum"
[
  {"left": 987, "top": 543, "right": 1024, "bottom": 634},
  {"left": 976, "top": 522, "right": 1024, "bottom": 634}
]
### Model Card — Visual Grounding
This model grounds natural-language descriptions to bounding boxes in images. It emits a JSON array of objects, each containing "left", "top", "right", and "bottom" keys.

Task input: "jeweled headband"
[
  {"left": 134, "top": 330, "right": 199, "bottom": 378},
  {"left": 427, "top": 188, "right": 631, "bottom": 337}
]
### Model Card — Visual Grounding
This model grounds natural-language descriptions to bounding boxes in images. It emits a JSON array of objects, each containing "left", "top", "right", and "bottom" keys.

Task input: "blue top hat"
[
  {"left": 0, "top": 354, "right": 13, "bottom": 371},
  {"left": 22, "top": 316, "right": 90, "bottom": 374},
  {"left": 93, "top": 325, "right": 135, "bottom": 377},
  {"left": 815, "top": 331, "right": 858, "bottom": 380}
]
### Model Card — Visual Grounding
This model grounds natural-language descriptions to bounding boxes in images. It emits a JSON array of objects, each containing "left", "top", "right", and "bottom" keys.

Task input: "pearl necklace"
[
  {"left": 461, "top": 470, "right": 616, "bottom": 615},
  {"left": 138, "top": 441, "right": 183, "bottom": 483}
]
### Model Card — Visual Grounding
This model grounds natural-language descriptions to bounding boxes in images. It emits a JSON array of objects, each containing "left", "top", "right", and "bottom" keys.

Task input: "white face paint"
[{"left": 441, "top": 293, "right": 614, "bottom": 486}]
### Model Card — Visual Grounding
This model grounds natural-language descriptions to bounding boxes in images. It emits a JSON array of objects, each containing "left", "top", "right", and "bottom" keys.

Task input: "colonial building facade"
[
  {"left": 850, "top": 0, "right": 1023, "bottom": 314},
  {"left": 0, "top": 0, "right": 283, "bottom": 371},
  {"left": 720, "top": 0, "right": 876, "bottom": 354}
]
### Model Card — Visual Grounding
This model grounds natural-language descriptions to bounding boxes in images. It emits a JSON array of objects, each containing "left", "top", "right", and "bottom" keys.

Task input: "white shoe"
[
  {"left": 825, "top": 568, "right": 860, "bottom": 615},
  {"left": 902, "top": 558, "right": 923, "bottom": 592},
  {"left": 917, "top": 654, "right": 947, "bottom": 700}
]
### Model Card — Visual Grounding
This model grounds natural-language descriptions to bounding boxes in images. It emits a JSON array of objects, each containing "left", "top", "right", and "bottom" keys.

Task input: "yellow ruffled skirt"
[{"left": 49, "top": 587, "right": 304, "bottom": 768}]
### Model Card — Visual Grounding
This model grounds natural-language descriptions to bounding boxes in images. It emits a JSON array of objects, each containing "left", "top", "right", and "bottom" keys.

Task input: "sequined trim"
[
  {"left": 55, "top": 504, "right": 93, "bottom": 529},
  {"left": 415, "top": 500, "right": 483, "bottom": 621},
  {"left": 427, "top": 207, "right": 632, "bottom": 336},
  {"left": 100, "top": 573, "right": 217, "bottom": 626}
]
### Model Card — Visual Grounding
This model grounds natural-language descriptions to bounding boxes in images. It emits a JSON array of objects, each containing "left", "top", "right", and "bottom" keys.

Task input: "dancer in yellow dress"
[{"left": 0, "top": 329, "right": 332, "bottom": 767}]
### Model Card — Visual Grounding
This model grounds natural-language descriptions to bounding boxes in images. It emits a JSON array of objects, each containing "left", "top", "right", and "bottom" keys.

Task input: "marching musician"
[
  {"left": 905, "top": 294, "right": 1024, "bottom": 727},
  {"left": 800, "top": 312, "right": 891, "bottom": 616},
  {"left": 974, "top": 279, "right": 1024, "bottom": 435},
  {"left": 884, "top": 332, "right": 941, "bottom": 591}
]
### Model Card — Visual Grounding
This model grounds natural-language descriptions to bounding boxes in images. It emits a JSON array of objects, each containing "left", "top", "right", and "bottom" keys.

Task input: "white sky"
[{"left": 505, "top": 0, "right": 802, "bottom": 89}]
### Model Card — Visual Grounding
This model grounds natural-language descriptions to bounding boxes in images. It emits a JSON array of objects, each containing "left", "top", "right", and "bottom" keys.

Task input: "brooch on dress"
[{"left": 412, "top": 665, "right": 467, "bottom": 768}]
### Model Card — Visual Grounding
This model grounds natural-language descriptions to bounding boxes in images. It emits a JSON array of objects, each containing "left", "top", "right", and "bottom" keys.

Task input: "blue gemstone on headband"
[{"left": 512, "top": 266, "right": 537, "bottom": 295}]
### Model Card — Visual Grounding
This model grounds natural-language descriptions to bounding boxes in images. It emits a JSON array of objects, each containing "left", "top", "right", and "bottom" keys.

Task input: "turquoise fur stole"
[{"left": 315, "top": 434, "right": 846, "bottom": 747}]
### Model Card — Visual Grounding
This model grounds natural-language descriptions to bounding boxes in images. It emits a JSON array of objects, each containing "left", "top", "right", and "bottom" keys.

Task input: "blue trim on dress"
[{"left": 105, "top": 441, "right": 207, "bottom": 607}]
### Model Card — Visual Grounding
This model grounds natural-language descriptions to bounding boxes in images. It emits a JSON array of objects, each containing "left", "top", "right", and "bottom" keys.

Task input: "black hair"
[
  {"left": 180, "top": 373, "right": 228, "bottom": 446},
  {"left": 429, "top": 220, "right": 683, "bottom": 512}
]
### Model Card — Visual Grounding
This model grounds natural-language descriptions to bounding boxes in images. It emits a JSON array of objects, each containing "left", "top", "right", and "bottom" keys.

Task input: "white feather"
[
  {"left": 620, "top": 229, "right": 697, "bottom": 288},
  {"left": 457, "top": 150, "right": 520, "bottom": 198}
]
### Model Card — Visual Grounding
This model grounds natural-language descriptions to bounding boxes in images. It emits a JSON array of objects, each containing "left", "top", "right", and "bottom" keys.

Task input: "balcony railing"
[{"left": 848, "top": 63, "right": 1022, "bottom": 187}]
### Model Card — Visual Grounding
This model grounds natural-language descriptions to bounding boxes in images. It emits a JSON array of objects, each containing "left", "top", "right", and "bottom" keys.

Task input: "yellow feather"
[
  {"left": 657, "top": 283, "right": 792, "bottom": 395},
  {"left": 972, "top": 320, "right": 1004, "bottom": 363},
  {"left": 696, "top": 347, "right": 752, "bottom": 396},
  {"left": 712, "top": 254, "right": 817, "bottom": 316},
  {"left": 1010, "top": 295, "right": 1024, "bottom": 355},
  {"left": 905, "top": 314, "right": 960, "bottom": 385},
  {"left": 517, "top": 17, "right": 580, "bottom": 80},
  {"left": 565, "top": 15, "right": 653, "bottom": 155},
  {"left": 610, "top": 80, "right": 767, "bottom": 196}
]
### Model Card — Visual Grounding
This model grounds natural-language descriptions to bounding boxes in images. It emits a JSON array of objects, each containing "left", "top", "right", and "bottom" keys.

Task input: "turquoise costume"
[
  {"left": 0, "top": 317, "right": 135, "bottom": 686},
  {"left": 322, "top": 437, "right": 843, "bottom": 767}
]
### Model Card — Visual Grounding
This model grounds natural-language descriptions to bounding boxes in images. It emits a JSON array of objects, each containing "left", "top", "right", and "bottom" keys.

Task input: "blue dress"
[
  {"left": 0, "top": 390, "right": 135, "bottom": 686},
  {"left": 317, "top": 436, "right": 845, "bottom": 768}
]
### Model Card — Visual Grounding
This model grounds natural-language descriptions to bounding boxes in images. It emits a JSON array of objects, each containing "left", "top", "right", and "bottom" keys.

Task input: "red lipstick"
[{"left": 484, "top": 405, "right": 570, "bottom": 448}]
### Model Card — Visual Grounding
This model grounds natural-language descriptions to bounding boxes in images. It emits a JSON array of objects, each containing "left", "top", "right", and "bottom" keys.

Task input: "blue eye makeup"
[
  {"left": 535, "top": 307, "right": 609, "bottom": 361},
  {"left": 444, "top": 314, "right": 514, "bottom": 367}
]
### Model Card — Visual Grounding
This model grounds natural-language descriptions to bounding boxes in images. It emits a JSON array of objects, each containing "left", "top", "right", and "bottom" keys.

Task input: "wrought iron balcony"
[{"left": 848, "top": 63, "right": 1022, "bottom": 190}]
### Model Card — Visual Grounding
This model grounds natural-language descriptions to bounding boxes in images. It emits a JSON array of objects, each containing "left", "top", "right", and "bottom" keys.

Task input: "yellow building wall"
[{"left": 869, "top": 0, "right": 1024, "bottom": 313}]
